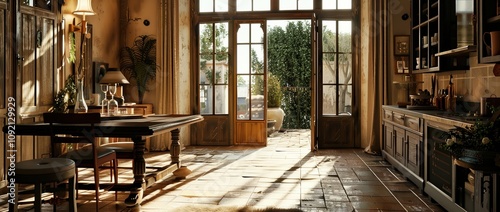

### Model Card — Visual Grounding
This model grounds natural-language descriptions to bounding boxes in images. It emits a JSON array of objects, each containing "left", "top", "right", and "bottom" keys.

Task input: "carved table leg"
[
  {"left": 170, "top": 128, "right": 192, "bottom": 179},
  {"left": 125, "top": 136, "right": 145, "bottom": 207},
  {"left": 170, "top": 129, "right": 181, "bottom": 167}
]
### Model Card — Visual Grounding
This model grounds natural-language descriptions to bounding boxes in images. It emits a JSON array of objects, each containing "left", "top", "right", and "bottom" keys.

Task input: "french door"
[
  {"left": 234, "top": 20, "right": 267, "bottom": 145},
  {"left": 317, "top": 19, "right": 356, "bottom": 148}
]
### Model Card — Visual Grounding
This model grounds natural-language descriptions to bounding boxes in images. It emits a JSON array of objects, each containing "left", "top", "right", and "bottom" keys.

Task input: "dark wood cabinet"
[
  {"left": 411, "top": 0, "right": 474, "bottom": 73},
  {"left": 478, "top": 0, "right": 500, "bottom": 63}
]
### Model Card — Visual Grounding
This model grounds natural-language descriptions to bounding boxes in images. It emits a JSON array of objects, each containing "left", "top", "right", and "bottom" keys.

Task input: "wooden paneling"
[
  {"left": 235, "top": 121, "right": 266, "bottom": 146},
  {"left": 37, "top": 17, "right": 55, "bottom": 106},
  {"left": 318, "top": 116, "right": 354, "bottom": 148},
  {"left": 21, "top": 14, "right": 36, "bottom": 108},
  {"left": 195, "top": 116, "right": 230, "bottom": 145}
]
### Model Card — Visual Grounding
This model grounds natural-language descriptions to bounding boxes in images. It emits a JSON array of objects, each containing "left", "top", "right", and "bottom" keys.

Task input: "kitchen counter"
[{"left": 382, "top": 105, "right": 487, "bottom": 128}]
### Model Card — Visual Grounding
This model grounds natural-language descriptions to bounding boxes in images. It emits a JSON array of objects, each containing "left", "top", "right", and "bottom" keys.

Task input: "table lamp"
[{"left": 99, "top": 68, "right": 130, "bottom": 105}]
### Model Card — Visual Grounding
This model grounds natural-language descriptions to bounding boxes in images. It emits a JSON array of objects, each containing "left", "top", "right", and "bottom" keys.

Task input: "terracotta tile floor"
[{"left": 0, "top": 130, "right": 446, "bottom": 211}]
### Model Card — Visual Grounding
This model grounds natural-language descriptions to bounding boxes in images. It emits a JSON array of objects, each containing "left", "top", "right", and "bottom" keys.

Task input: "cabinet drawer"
[
  {"left": 393, "top": 112, "right": 405, "bottom": 125},
  {"left": 383, "top": 110, "right": 393, "bottom": 121},
  {"left": 405, "top": 115, "right": 421, "bottom": 132}
]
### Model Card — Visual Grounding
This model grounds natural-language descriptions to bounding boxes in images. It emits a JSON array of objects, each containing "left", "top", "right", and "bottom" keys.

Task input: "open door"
[
  {"left": 317, "top": 20, "right": 356, "bottom": 148},
  {"left": 311, "top": 14, "right": 318, "bottom": 151},
  {"left": 234, "top": 20, "right": 267, "bottom": 145}
]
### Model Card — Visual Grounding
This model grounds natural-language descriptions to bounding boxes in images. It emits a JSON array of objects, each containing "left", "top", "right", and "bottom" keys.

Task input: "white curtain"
[{"left": 364, "top": 0, "right": 387, "bottom": 155}]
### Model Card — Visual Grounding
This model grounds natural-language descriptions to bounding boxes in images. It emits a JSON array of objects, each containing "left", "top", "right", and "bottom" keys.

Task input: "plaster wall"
[{"left": 388, "top": 0, "right": 411, "bottom": 105}]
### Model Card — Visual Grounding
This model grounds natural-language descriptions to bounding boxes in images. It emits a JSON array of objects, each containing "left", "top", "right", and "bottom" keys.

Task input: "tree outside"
[{"left": 268, "top": 21, "right": 312, "bottom": 129}]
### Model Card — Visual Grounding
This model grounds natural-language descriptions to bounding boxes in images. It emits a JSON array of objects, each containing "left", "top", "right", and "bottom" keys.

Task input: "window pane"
[
  {"left": 323, "top": 0, "right": 337, "bottom": 10},
  {"left": 199, "top": 24, "right": 213, "bottom": 53},
  {"left": 237, "top": 0, "right": 251, "bottom": 11},
  {"left": 279, "top": 0, "right": 296, "bottom": 10},
  {"left": 338, "top": 53, "right": 352, "bottom": 84},
  {"left": 215, "top": 23, "right": 229, "bottom": 52},
  {"left": 200, "top": 0, "right": 214, "bottom": 12},
  {"left": 338, "top": 21, "right": 352, "bottom": 52},
  {"left": 215, "top": 0, "right": 228, "bottom": 12},
  {"left": 251, "top": 23, "right": 264, "bottom": 43},
  {"left": 250, "top": 94, "right": 264, "bottom": 120},
  {"left": 338, "top": 85, "right": 352, "bottom": 115},
  {"left": 322, "top": 85, "right": 337, "bottom": 115},
  {"left": 251, "top": 45, "right": 264, "bottom": 74},
  {"left": 251, "top": 74, "right": 264, "bottom": 97},
  {"left": 254, "top": 0, "right": 271, "bottom": 11},
  {"left": 322, "top": 21, "right": 337, "bottom": 52},
  {"left": 237, "top": 24, "right": 250, "bottom": 43},
  {"left": 199, "top": 57, "right": 213, "bottom": 84},
  {"left": 237, "top": 45, "right": 250, "bottom": 74},
  {"left": 214, "top": 55, "right": 229, "bottom": 84},
  {"left": 200, "top": 85, "right": 213, "bottom": 114},
  {"left": 298, "top": 0, "right": 313, "bottom": 10},
  {"left": 237, "top": 75, "right": 250, "bottom": 120},
  {"left": 338, "top": 0, "right": 351, "bottom": 9},
  {"left": 215, "top": 85, "right": 229, "bottom": 114},
  {"left": 322, "top": 53, "right": 336, "bottom": 84}
]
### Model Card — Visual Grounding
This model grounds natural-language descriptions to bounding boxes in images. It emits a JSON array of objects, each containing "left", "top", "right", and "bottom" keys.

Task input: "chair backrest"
[{"left": 43, "top": 113, "right": 101, "bottom": 157}]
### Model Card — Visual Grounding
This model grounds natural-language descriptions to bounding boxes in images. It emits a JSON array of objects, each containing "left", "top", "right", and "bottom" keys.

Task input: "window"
[
  {"left": 237, "top": 0, "right": 270, "bottom": 11},
  {"left": 22, "top": 0, "right": 52, "bottom": 10},
  {"left": 279, "top": 0, "right": 313, "bottom": 10},
  {"left": 321, "top": 20, "right": 352, "bottom": 115},
  {"left": 199, "top": 22, "right": 229, "bottom": 115},
  {"left": 199, "top": 0, "right": 229, "bottom": 12},
  {"left": 323, "top": 0, "right": 352, "bottom": 10}
]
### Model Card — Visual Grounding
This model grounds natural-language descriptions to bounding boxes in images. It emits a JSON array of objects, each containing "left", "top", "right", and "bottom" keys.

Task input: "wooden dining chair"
[{"left": 43, "top": 112, "right": 118, "bottom": 211}]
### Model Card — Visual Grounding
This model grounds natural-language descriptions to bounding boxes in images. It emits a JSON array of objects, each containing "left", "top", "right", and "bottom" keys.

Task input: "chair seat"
[
  {"left": 15, "top": 158, "right": 75, "bottom": 183},
  {"left": 61, "top": 146, "right": 115, "bottom": 161}
]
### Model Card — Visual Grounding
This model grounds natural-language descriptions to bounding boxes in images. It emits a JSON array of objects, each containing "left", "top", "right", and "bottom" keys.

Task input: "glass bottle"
[
  {"left": 100, "top": 84, "right": 109, "bottom": 116},
  {"left": 108, "top": 83, "right": 119, "bottom": 116},
  {"left": 74, "top": 77, "right": 88, "bottom": 113}
]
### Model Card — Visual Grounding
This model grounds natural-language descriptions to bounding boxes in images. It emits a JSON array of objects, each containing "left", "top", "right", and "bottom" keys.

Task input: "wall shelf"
[
  {"left": 411, "top": 0, "right": 475, "bottom": 73},
  {"left": 479, "top": 0, "right": 500, "bottom": 63},
  {"left": 435, "top": 45, "right": 476, "bottom": 57}
]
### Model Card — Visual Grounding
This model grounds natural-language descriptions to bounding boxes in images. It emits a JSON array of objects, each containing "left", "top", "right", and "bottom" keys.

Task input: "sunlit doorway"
[{"left": 267, "top": 19, "right": 313, "bottom": 142}]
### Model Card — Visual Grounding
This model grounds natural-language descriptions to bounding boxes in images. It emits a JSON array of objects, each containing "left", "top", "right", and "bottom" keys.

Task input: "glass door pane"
[
  {"left": 199, "top": 22, "right": 229, "bottom": 115},
  {"left": 236, "top": 23, "right": 265, "bottom": 121}
]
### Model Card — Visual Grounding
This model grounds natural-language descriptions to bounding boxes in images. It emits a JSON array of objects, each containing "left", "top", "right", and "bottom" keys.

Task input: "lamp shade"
[
  {"left": 73, "top": 0, "right": 95, "bottom": 16},
  {"left": 99, "top": 68, "right": 130, "bottom": 84}
]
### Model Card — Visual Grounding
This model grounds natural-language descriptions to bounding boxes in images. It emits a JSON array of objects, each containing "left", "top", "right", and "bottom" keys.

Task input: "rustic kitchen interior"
[{"left": 0, "top": 0, "right": 500, "bottom": 211}]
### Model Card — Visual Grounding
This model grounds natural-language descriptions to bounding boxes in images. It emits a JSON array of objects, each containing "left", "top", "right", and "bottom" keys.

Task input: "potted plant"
[
  {"left": 267, "top": 73, "right": 285, "bottom": 133},
  {"left": 120, "top": 35, "right": 159, "bottom": 104},
  {"left": 442, "top": 120, "right": 500, "bottom": 166},
  {"left": 49, "top": 75, "right": 76, "bottom": 113}
]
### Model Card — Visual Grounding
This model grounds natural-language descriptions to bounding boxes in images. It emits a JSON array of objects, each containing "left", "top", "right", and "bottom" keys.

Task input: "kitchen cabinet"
[
  {"left": 382, "top": 108, "right": 424, "bottom": 189},
  {"left": 411, "top": 0, "right": 470, "bottom": 73},
  {"left": 478, "top": 0, "right": 500, "bottom": 63}
]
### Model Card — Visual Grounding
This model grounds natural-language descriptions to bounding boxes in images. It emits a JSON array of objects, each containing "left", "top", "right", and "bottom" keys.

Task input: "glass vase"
[{"left": 74, "top": 77, "right": 88, "bottom": 113}]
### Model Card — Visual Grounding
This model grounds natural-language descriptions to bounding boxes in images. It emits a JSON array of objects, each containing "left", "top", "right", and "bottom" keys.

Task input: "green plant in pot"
[
  {"left": 120, "top": 35, "right": 159, "bottom": 104},
  {"left": 267, "top": 73, "right": 285, "bottom": 132},
  {"left": 49, "top": 75, "right": 76, "bottom": 113},
  {"left": 442, "top": 119, "right": 500, "bottom": 167}
]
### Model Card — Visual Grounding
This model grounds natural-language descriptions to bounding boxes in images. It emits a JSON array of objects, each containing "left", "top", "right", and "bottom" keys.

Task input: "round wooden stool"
[{"left": 9, "top": 158, "right": 76, "bottom": 212}]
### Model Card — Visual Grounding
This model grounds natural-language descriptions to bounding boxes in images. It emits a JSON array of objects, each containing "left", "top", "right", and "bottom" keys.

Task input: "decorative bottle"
[{"left": 74, "top": 77, "right": 88, "bottom": 113}]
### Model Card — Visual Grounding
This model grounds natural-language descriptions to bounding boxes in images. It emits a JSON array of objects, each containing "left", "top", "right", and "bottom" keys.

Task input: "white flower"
[
  {"left": 482, "top": 137, "right": 491, "bottom": 145},
  {"left": 446, "top": 138, "right": 454, "bottom": 146}
]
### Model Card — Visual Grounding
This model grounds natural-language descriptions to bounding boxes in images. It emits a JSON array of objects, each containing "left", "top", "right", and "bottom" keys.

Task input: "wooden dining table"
[{"left": 2, "top": 114, "right": 203, "bottom": 206}]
